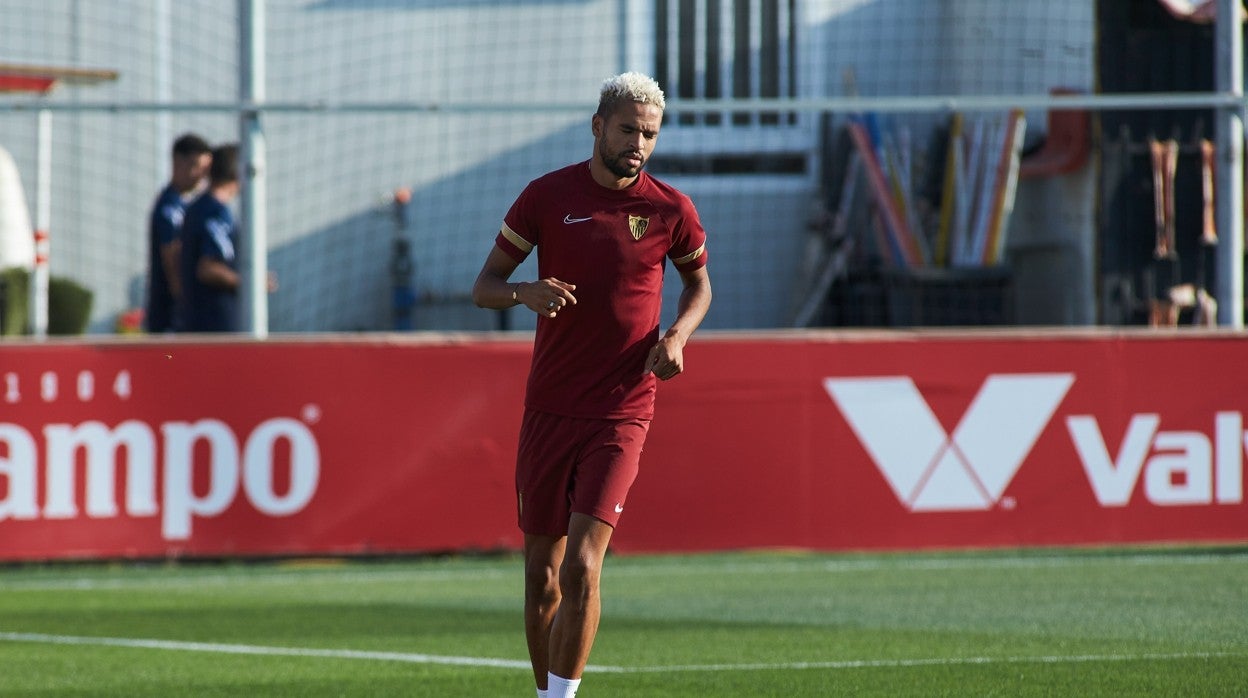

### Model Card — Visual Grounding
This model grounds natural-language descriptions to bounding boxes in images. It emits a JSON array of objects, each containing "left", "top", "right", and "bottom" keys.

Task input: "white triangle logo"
[{"left": 824, "top": 374, "right": 1074, "bottom": 511}]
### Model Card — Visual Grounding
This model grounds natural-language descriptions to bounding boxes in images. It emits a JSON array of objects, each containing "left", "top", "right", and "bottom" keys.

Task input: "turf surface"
[{"left": 0, "top": 547, "right": 1243, "bottom": 696}]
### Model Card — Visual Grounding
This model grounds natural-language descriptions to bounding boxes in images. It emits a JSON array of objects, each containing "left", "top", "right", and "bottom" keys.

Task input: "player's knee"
[
  {"left": 558, "top": 554, "right": 601, "bottom": 600},
  {"left": 524, "top": 559, "right": 560, "bottom": 602}
]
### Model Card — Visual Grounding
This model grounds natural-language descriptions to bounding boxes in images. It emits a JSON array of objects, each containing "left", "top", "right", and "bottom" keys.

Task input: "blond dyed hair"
[{"left": 597, "top": 72, "right": 666, "bottom": 117}]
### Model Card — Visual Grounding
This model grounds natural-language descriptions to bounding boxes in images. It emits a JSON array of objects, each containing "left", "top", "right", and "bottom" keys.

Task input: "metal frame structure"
[
  {"left": 0, "top": 2, "right": 1243, "bottom": 331},
  {"left": 0, "top": 62, "right": 118, "bottom": 339}
]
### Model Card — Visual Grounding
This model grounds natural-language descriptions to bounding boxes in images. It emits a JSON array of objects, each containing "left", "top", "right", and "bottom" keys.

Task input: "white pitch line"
[
  {"left": 597, "top": 651, "right": 1243, "bottom": 673},
  {"left": 0, "top": 631, "right": 1237, "bottom": 675},
  {"left": 0, "top": 632, "right": 542, "bottom": 671}
]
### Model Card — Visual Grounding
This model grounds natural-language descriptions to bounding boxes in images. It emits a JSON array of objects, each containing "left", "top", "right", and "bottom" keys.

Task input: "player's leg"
[
  {"left": 545, "top": 416, "right": 650, "bottom": 685},
  {"left": 524, "top": 532, "right": 566, "bottom": 691},
  {"left": 515, "top": 408, "right": 581, "bottom": 693},
  {"left": 547, "top": 512, "right": 615, "bottom": 680}
]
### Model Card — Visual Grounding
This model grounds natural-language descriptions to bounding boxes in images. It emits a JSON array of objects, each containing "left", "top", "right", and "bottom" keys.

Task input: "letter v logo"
[{"left": 824, "top": 374, "right": 1074, "bottom": 511}]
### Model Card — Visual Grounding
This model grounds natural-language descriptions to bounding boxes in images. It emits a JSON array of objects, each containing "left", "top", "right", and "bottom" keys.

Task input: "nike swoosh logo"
[
  {"left": 614, "top": 503, "right": 624, "bottom": 513},
  {"left": 563, "top": 215, "right": 592, "bottom": 224}
]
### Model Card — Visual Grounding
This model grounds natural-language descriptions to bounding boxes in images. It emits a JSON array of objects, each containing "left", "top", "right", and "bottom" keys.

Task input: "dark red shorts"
[{"left": 515, "top": 408, "right": 651, "bottom": 536}]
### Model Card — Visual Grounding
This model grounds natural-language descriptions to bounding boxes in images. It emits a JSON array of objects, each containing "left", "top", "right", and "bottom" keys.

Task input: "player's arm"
[
  {"left": 645, "top": 265, "right": 711, "bottom": 380},
  {"left": 197, "top": 256, "right": 239, "bottom": 291},
  {"left": 153, "top": 206, "right": 183, "bottom": 298},
  {"left": 472, "top": 245, "right": 523, "bottom": 310},
  {"left": 472, "top": 244, "right": 576, "bottom": 317},
  {"left": 160, "top": 239, "right": 182, "bottom": 299}
]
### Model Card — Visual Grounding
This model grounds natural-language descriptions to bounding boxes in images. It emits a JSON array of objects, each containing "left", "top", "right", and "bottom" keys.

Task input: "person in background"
[
  {"left": 145, "top": 133, "right": 211, "bottom": 332},
  {"left": 472, "top": 72, "right": 712, "bottom": 698},
  {"left": 178, "top": 143, "right": 242, "bottom": 332}
]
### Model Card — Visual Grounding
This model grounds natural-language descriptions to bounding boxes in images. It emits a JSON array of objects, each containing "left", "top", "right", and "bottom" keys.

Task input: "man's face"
[
  {"left": 173, "top": 152, "right": 212, "bottom": 191},
  {"left": 593, "top": 101, "right": 662, "bottom": 180}
]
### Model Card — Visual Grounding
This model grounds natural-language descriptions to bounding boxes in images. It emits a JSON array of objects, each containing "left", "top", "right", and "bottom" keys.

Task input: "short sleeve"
[
  {"left": 668, "top": 194, "right": 708, "bottom": 272},
  {"left": 202, "top": 214, "right": 236, "bottom": 262},
  {"left": 495, "top": 181, "right": 539, "bottom": 262},
  {"left": 154, "top": 202, "right": 183, "bottom": 245}
]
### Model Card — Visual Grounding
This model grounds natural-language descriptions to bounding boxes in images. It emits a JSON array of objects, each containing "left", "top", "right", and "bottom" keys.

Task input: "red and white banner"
[
  {"left": 0, "top": 338, "right": 529, "bottom": 560},
  {"left": 0, "top": 331, "right": 1245, "bottom": 561}
]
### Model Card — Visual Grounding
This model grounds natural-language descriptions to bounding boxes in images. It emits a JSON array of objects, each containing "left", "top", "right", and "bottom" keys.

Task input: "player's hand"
[
  {"left": 644, "top": 334, "right": 685, "bottom": 381},
  {"left": 517, "top": 278, "right": 577, "bottom": 318}
]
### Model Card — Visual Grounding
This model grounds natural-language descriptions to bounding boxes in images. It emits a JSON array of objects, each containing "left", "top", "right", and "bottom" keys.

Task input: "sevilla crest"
[{"left": 628, "top": 214, "right": 649, "bottom": 241}]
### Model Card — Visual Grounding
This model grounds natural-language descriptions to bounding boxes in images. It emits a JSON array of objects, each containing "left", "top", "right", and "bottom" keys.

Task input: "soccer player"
[
  {"left": 145, "top": 133, "right": 211, "bottom": 332},
  {"left": 178, "top": 143, "right": 242, "bottom": 333},
  {"left": 472, "top": 72, "right": 712, "bottom": 698}
]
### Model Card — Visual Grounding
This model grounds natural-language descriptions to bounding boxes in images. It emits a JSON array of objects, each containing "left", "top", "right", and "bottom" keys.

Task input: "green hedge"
[{"left": 0, "top": 267, "right": 93, "bottom": 336}]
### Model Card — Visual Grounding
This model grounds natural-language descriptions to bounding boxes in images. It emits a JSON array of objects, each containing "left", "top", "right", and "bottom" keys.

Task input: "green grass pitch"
[{"left": 0, "top": 547, "right": 1243, "bottom": 696}]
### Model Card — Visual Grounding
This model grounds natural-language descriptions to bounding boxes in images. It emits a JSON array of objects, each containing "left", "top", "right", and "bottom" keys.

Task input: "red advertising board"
[
  {"left": 632, "top": 331, "right": 1248, "bottom": 552},
  {"left": 0, "top": 336, "right": 528, "bottom": 560},
  {"left": 0, "top": 331, "right": 1244, "bottom": 561}
]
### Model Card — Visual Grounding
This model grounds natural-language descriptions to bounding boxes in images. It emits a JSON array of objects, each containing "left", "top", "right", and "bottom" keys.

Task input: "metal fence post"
[
  {"left": 240, "top": 0, "right": 269, "bottom": 338},
  {"left": 1215, "top": 1, "right": 1244, "bottom": 328}
]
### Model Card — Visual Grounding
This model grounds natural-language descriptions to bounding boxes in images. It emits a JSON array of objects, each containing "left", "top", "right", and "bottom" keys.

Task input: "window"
[{"left": 654, "top": 0, "right": 798, "bottom": 127}]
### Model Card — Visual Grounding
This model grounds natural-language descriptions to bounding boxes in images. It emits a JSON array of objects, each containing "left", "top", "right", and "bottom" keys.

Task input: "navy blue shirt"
[
  {"left": 178, "top": 192, "right": 239, "bottom": 332},
  {"left": 145, "top": 184, "right": 188, "bottom": 332}
]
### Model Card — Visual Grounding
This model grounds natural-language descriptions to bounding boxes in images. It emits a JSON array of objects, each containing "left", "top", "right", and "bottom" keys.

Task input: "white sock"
[
  {"left": 536, "top": 689, "right": 548, "bottom": 698},
  {"left": 547, "top": 672, "right": 581, "bottom": 698}
]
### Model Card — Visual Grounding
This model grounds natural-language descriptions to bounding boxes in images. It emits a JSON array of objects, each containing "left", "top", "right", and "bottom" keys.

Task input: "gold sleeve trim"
[
  {"left": 672, "top": 243, "right": 705, "bottom": 266},
  {"left": 500, "top": 223, "right": 534, "bottom": 254}
]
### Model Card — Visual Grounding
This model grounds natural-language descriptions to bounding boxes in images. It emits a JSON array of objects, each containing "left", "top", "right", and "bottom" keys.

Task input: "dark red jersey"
[{"left": 495, "top": 161, "right": 708, "bottom": 419}]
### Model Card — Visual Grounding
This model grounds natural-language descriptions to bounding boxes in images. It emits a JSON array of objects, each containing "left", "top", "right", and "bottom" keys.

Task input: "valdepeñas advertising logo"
[
  {"left": 824, "top": 374, "right": 1074, "bottom": 511},
  {"left": 825, "top": 372, "right": 1247, "bottom": 512}
]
